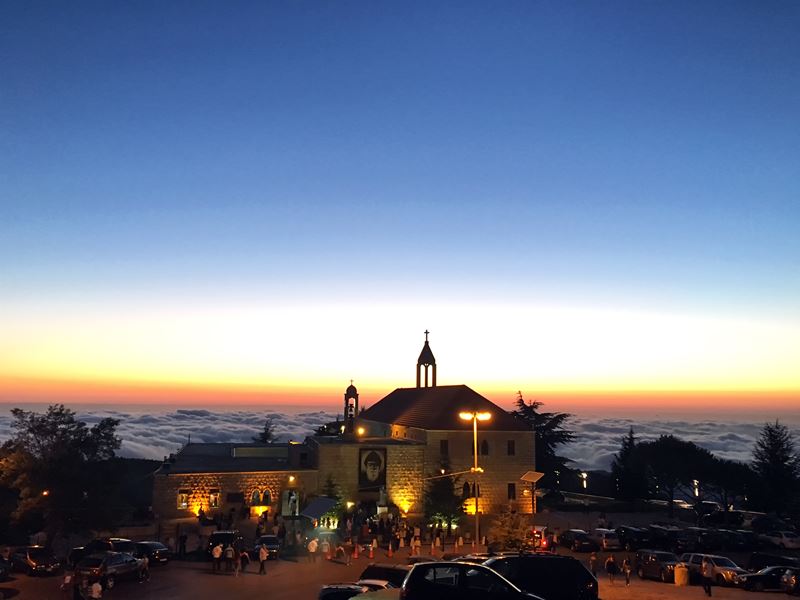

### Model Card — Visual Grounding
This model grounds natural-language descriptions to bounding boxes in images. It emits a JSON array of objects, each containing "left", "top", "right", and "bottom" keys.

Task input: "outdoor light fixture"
[
  {"left": 357, "top": 426, "right": 365, "bottom": 435},
  {"left": 459, "top": 410, "right": 492, "bottom": 546},
  {"left": 288, "top": 475, "right": 296, "bottom": 483},
  {"left": 580, "top": 472, "right": 588, "bottom": 490}
]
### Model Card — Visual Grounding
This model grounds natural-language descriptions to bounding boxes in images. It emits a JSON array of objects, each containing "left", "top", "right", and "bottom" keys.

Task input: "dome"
[{"left": 345, "top": 383, "right": 358, "bottom": 397}]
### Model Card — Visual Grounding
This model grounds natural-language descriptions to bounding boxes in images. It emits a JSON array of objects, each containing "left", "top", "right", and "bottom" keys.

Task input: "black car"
[
  {"left": 133, "top": 541, "right": 172, "bottom": 565},
  {"left": 747, "top": 552, "right": 800, "bottom": 572},
  {"left": 9, "top": 546, "right": 61, "bottom": 576},
  {"left": 76, "top": 552, "right": 142, "bottom": 590},
  {"left": 483, "top": 553, "right": 598, "bottom": 600},
  {"left": 616, "top": 526, "right": 650, "bottom": 551},
  {"left": 559, "top": 530, "right": 598, "bottom": 552},
  {"left": 253, "top": 535, "right": 281, "bottom": 560},
  {"left": 359, "top": 562, "right": 412, "bottom": 587},
  {"left": 84, "top": 538, "right": 137, "bottom": 554},
  {"left": 401, "top": 561, "right": 545, "bottom": 600},
  {"left": 736, "top": 566, "right": 794, "bottom": 592},
  {"left": 634, "top": 549, "right": 679, "bottom": 582}
]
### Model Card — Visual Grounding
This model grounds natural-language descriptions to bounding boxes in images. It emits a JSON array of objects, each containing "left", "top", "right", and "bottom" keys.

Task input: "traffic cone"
[
  {"left": 457, "top": 536, "right": 463, "bottom": 548},
  {"left": 481, "top": 536, "right": 487, "bottom": 547},
  {"left": 430, "top": 541, "right": 435, "bottom": 556},
  {"left": 387, "top": 542, "right": 393, "bottom": 558},
  {"left": 435, "top": 536, "right": 441, "bottom": 547},
  {"left": 369, "top": 543, "right": 374, "bottom": 559},
  {"left": 399, "top": 537, "right": 405, "bottom": 549},
  {"left": 326, "top": 544, "right": 332, "bottom": 560},
  {"left": 353, "top": 543, "right": 359, "bottom": 559}
]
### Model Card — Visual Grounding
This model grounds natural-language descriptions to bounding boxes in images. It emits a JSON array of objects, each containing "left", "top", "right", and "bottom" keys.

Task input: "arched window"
[
  {"left": 462, "top": 482, "right": 471, "bottom": 499},
  {"left": 261, "top": 490, "right": 271, "bottom": 506},
  {"left": 250, "top": 490, "right": 261, "bottom": 506},
  {"left": 480, "top": 439, "right": 489, "bottom": 456}
]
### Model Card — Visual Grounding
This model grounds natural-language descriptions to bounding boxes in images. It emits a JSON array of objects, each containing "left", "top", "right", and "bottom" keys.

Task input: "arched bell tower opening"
[
  {"left": 343, "top": 381, "right": 359, "bottom": 434},
  {"left": 416, "top": 330, "right": 437, "bottom": 388}
]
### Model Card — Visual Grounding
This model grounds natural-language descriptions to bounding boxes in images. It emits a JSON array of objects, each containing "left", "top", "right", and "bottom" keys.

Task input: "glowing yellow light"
[
  {"left": 345, "top": 501, "right": 355, "bottom": 509},
  {"left": 357, "top": 427, "right": 365, "bottom": 435},
  {"left": 440, "top": 468, "right": 445, "bottom": 474},
  {"left": 400, "top": 501, "right": 411, "bottom": 514},
  {"left": 42, "top": 490, "right": 50, "bottom": 496},
  {"left": 340, "top": 425, "right": 345, "bottom": 433},
  {"left": 288, "top": 475, "right": 296, "bottom": 483},
  {"left": 459, "top": 411, "right": 491, "bottom": 421}
]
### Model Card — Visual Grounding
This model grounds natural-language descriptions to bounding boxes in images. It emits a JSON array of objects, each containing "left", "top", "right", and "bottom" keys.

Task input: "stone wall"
[{"left": 152, "top": 469, "right": 318, "bottom": 521}]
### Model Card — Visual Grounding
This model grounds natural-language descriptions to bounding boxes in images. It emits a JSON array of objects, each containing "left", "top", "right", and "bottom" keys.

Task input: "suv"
[
  {"left": 590, "top": 528, "right": 621, "bottom": 551},
  {"left": 359, "top": 562, "right": 412, "bottom": 587},
  {"left": 401, "top": 561, "right": 545, "bottom": 600},
  {"left": 634, "top": 549, "right": 679, "bottom": 582},
  {"left": 76, "top": 552, "right": 142, "bottom": 589},
  {"left": 679, "top": 553, "right": 748, "bottom": 586},
  {"left": 84, "top": 538, "right": 137, "bottom": 554},
  {"left": 253, "top": 535, "right": 281, "bottom": 560},
  {"left": 133, "top": 541, "right": 172, "bottom": 565},
  {"left": 483, "top": 553, "right": 598, "bottom": 600},
  {"left": 9, "top": 546, "right": 61, "bottom": 576},
  {"left": 615, "top": 525, "right": 650, "bottom": 551},
  {"left": 559, "top": 530, "right": 598, "bottom": 552}
]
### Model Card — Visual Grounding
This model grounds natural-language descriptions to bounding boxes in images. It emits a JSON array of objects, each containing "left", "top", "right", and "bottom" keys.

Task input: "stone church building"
[{"left": 152, "top": 335, "right": 536, "bottom": 528}]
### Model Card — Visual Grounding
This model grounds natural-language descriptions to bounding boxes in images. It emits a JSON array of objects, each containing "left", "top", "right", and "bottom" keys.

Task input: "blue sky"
[{"left": 1, "top": 2, "right": 799, "bottom": 405}]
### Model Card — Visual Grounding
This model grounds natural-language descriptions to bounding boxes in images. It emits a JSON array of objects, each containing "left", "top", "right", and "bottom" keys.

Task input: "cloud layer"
[{"left": 1, "top": 408, "right": 798, "bottom": 471}]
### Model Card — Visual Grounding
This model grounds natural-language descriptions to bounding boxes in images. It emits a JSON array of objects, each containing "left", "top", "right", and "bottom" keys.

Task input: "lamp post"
[{"left": 459, "top": 410, "right": 491, "bottom": 547}]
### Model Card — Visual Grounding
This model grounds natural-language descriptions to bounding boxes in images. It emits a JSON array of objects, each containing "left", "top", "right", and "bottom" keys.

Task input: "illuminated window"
[
  {"left": 177, "top": 490, "right": 190, "bottom": 510},
  {"left": 507, "top": 440, "right": 515, "bottom": 456},
  {"left": 262, "top": 490, "right": 271, "bottom": 506},
  {"left": 251, "top": 490, "right": 262, "bottom": 505},
  {"left": 507, "top": 483, "right": 516, "bottom": 500},
  {"left": 209, "top": 489, "right": 221, "bottom": 508}
]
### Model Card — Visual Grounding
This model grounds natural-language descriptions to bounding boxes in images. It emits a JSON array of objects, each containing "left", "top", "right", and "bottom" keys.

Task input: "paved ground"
[{"left": 1, "top": 549, "right": 784, "bottom": 600}]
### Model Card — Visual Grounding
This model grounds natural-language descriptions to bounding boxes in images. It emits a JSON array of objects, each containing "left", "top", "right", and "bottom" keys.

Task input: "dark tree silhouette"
[
  {"left": 704, "top": 458, "right": 753, "bottom": 521},
  {"left": 611, "top": 427, "right": 648, "bottom": 500},
  {"left": 252, "top": 417, "right": 276, "bottom": 443},
  {"left": 511, "top": 392, "right": 575, "bottom": 489},
  {"left": 423, "top": 471, "right": 464, "bottom": 535},
  {"left": 751, "top": 421, "right": 799, "bottom": 513}
]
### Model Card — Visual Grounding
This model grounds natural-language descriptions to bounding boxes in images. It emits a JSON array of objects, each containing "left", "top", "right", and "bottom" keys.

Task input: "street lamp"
[{"left": 459, "top": 410, "right": 491, "bottom": 546}]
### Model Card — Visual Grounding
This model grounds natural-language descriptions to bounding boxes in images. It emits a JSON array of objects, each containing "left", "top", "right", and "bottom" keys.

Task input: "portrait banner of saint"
[{"left": 358, "top": 448, "right": 386, "bottom": 489}]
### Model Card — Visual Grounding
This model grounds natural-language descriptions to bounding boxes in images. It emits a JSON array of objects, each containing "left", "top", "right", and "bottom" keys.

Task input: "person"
[
  {"left": 212, "top": 543, "right": 223, "bottom": 572},
  {"left": 605, "top": 554, "right": 618, "bottom": 585},
  {"left": 622, "top": 556, "right": 631, "bottom": 586},
  {"left": 89, "top": 580, "right": 103, "bottom": 599},
  {"left": 307, "top": 537, "right": 318, "bottom": 563},
  {"left": 320, "top": 537, "right": 330, "bottom": 560},
  {"left": 139, "top": 554, "right": 150, "bottom": 582},
  {"left": 224, "top": 543, "right": 234, "bottom": 572},
  {"left": 60, "top": 570, "right": 78, "bottom": 600},
  {"left": 240, "top": 549, "right": 250, "bottom": 573},
  {"left": 233, "top": 547, "right": 241, "bottom": 577},
  {"left": 258, "top": 544, "right": 268, "bottom": 574},
  {"left": 589, "top": 552, "right": 598, "bottom": 577},
  {"left": 702, "top": 556, "right": 714, "bottom": 596},
  {"left": 179, "top": 533, "right": 187, "bottom": 558}
]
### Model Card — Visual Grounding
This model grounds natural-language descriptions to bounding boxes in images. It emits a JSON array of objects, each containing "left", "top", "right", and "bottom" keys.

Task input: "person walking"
[
  {"left": 224, "top": 543, "right": 234, "bottom": 572},
  {"left": 89, "top": 580, "right": 103, "bottom": 599},
  {"left": 138, "top": 554, "right": 150, "bottom": 582},
  {"left": 622, "top": 557, "right": 631, "bottom": 586},
  {"left": 702, "top": 556, "right": 714, "bottom": 596},
  {"left": 605, "top": 554, "right": 618, "bottom": 585},
  {"left": 589, "top": 552, "right": 598, "bottom": 578},
  {"left": 60, "top": 570, "right": 79, "bottom": 600},
  {"left": 320, "top": 537, "right": 330, "bottom": 561},
  {"left": 233, "top": 547, "right": 241, "bottom": 577},
  {"left": 212, "top": 543, "right": 223, "bottom": 572},
  {"left": 307, "top": 537, "right": 318, "bottom": 563},
  {"left": 258, "top": 544, "right": 268, "bottom": 574},
  {"left": 240, "top": 549, "right": 250, "bottom": 573}
]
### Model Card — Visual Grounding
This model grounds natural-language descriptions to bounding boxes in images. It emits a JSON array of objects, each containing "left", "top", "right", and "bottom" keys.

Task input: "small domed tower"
[
  {"left": 416, "top": 330, "right": 437, "bottom": 388},
  {"left": 343, "top": 380, "right": 359, "bottom": 433}
]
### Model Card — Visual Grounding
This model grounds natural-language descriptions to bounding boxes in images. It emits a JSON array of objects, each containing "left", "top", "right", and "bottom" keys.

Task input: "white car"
[
  {"left": 356, "top": 579, "right": 397, "bottom": 591},
  {"left": 591, "top": 528, "right": 622, "bottom": 550},
  {"left": 760, "top": 531, "right": 800, "bottom": 550},
  {"left": 679, "top": 553, "right": 748, "bottom": 586}
]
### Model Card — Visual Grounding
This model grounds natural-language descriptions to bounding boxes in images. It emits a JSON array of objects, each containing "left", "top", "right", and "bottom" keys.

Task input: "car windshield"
[
  {"left": 79, "top": 557, "right": 104, "bottom": 568},
  {"left": 143, "top": 542, "right": 167, "bottom": 550},
  {"left": 28, "top": 548, "right": 52, "bottom": 560},
  {"left": 654, "top": 553, "right": 677, "bottom": 561},
  {"left": 261, "top": 536, "right": 278, "bottom": 544},
  {"left": 713, "top": 557, "right": 737, "bottom": 568}
]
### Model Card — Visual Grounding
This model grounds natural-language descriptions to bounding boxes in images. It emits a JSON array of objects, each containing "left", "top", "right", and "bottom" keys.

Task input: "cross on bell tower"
[{"left": 416, "top": 330, "right": 437, "bottom": 388}]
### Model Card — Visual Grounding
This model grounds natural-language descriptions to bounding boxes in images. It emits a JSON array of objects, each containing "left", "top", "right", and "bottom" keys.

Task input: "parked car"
[
  {"left": 634, "top": 549, "right": 679, "bottom": 582},
  {"left": 559, "top": 530, "right": 598, "bottom": 552},
  {"left": 483, "top": 553, "right": 598, "bottom": 600},
  {"left": 700, "top": 510, "right": 744, "bottom": 528},
  {"left": 615, "top": 526, "right": 650, "bottom": 551},
  {"left": 590, "top": 528, "right": 621, "bottom": 551},
  {"left": 649, "top": 525, "right": 696, "bottom": 554},
  {"left": 401, "top": 561, "right": 545, "bottom": 600},
  {"left": 359, "top": 563, "right": 411, "bottom": 587},
  {"left": 253, "top": 535, "right": 281, "bottom": 560},
  {"left": 736, "top": 566, "right": 794, "bottom": 591},
  {"left": 205, "top": 530, "right": 243, "bottom": 556},
  {"left": 747, "top": 552, "right": 800, "bottom": 572},
  {"left": 525, "top": 525, "right": 553, "bottom": 551},
  {"left": 9, "top": 546, "right": 61, "bottom": 576},
  {"left": 318, "top": 583, "right": 369, "bottom": 600},
  {"left": 760, "top": 531, "right": 800, "bottom": 550},
  {"left": 0, "top": 558, "right": 10, "bottom": 581},
  {"left": 781, "top": 568, "right": 800, "bottom": 595},
  {"left": 133, "top": 541, "right": 172, "bottom": 565},
  {"left": 356, "top": 579, "right": 398, "bottom": 591},
  {"left": 83, "top": 538, "right": 137, "bottom": 554},
  {"left": 75, "top": 552, "right": 143, "bottom": 589},
  {"left": 679, "top": 553, "right": 748, "bottom": 586}
]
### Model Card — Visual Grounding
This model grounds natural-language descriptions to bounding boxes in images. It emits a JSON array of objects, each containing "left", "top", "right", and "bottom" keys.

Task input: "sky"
[{"left": 1, "top": 1, "right": 799, "bottom": 415}]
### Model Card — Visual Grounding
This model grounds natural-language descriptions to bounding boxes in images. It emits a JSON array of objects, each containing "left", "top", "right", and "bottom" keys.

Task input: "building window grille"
[
  {"left": 251, "top": 490, "right": 262, "bottom": 505},
  {"left": 209, "top": 489, "right": 221, "bottom": 508},
  {"left": 507, "top": 483, "right": 516, "bottom": 500},
  {"left": 177, "top": 490, "right": 190, "bottom": 510}
]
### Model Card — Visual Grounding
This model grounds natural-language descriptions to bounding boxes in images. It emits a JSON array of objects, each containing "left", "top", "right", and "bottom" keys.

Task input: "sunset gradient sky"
[{"left": 2, "top": 1, "right": 799, "bottom": 414}]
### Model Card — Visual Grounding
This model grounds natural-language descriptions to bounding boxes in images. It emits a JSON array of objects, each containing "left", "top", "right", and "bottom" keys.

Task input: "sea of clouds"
[{"left": 0, "top": 407, "right": 797, "bottom": 471}]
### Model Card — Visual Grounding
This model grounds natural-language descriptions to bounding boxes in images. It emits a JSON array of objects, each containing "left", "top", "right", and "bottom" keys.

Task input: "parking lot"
[{"left": 1, "top": 547, "right": 790, "bottom": 600}]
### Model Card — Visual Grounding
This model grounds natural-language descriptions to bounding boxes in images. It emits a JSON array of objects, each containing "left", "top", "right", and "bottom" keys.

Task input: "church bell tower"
[
  {"left": 343, "top": 381, "right": 359, "bottom": 433},
  {"left": 416, "top": 330, "right": 437, "bottom": 388}
]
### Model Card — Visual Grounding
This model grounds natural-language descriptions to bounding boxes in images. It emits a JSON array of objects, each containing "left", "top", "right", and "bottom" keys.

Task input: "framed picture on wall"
[{"left": 358, "top": 448, "right": 386, "bottom": 489}]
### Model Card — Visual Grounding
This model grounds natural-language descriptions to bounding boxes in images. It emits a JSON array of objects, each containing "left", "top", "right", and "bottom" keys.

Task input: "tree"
[
  {"left": 610, "top": 427, "right": 648, "bottom": 500},
  {"left": 511, "top": 392, "right": 576, "bottom": 489},
  {"left": 0, "top": 404, "right": 123, "bottom": 538},
  {"left": 751, "top": 421, "right": 800, "bottom": 513},
  {"left": 320, "top": 473, "right": 343, "bottom": 523},
  {"left": 252, "top": 417, "right": 276, "bottom": 443},
  {"left": 423, "top": 472, "right": 464, "bottom": 535},
  {"left": 633, "top": 435, "right": 714, "bottom": 518},
  {"left": 488, "top": 507, "right": 528, "bottom": 551},
  {"left": 704, "top": 458, "right": 754, "bottom": 520}
]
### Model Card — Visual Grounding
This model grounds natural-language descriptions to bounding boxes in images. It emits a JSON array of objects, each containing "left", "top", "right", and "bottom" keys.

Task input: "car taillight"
[{"left": 542, "top": 539, "right": 548, "bottom": 548}]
